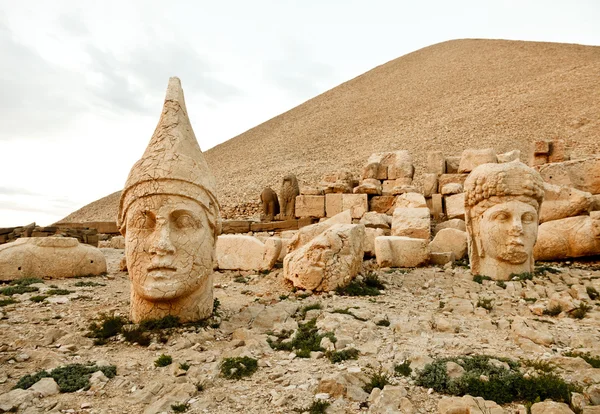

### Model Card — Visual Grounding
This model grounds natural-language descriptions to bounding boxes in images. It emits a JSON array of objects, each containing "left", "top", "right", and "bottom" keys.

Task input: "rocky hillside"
[{"left": 58, "top": 38, "right": 600, "bottom": 223}]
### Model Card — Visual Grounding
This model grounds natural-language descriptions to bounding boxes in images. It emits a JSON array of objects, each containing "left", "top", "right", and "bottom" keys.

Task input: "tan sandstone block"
[
  {"left": 438, "top": 174, "right": 468, "bottom": 188},
  {"left": 426, "top": 151, "right": 446, "bottom": 175},
  {"left": 530, "top": 401, "right": 574, "bottom": 414},
  {"left": 284, "top": 224, "right": 365, "bottom": 291},
  {"left": 429, "top": 228, "right": 467, "bottom": 259},
  {"left": 375, "top": 236, "right": 429, "bottom": 268},
  {"left": 530, "top": 154, "right": 548, "bottom": 167},
  {"left": 422, "top": 173, "right": 438, "bottom": 197},
  {"left": 434, "top": 218, "right": 466, "bottom": 235},
  {"left": 537, "top": 157, "right": 600, "bottom": 195},
  {"left": 364, "top": 227, "right": 387, "bottom": 257},
  {"left": 369, "top": 196, "right": 396, "bottom": 214},
  {"left": 430, "top": 252, "right": 455, "bottom": 266},
  {"left": 353, "top": 178, "right": 382, "bottom": 195},
  {"left": 391, "top": 207, "right": 431, "bottom": 239},
  {"left": 444, "top": 193, "right": 465, "bottom": 220},
  {"left": 431, "top": 194, "right": 443, "bottom": 220},
  {"left": 458, "top": 148, "right": 497, "bottom": 173},
  {"left": 381, "top": 180, "right": 396, "bottom": 195},
  {"left": 445, "top": 156, "right": 461, "bottom": 174},
  {"left": 592, "top": 194, "right": 600, "bottom": 211},
  {"left": 394, "top": 192, "right": 427, "bottom": 209},
  {"left": 295, "top": 195, "right": 325, "bottom": 218},
  {"left": 533, "top": 140, "right": 551, "bottom": 155},
  {"left": 387, "top": 150, "right": 414, "bottom": 180},
  {"left": 287, "top": 210, "right": 353, "bottom": 253},
  {"left": 362, "top": 153, "right": 388, "bottom": 180},
  {"left": 497, "top": 149, "right": 520, "bottom": 163},
  {"left": 0, "top": 237, "right": 106, "bottom": 281},
  {"left": 440, "top": 183, "right": 463, "bottom": 195},
  {"left": 325, "top": 193, "right": 343, "bottom": 217},
  {"left": 549, "top": 139, "right": 567, "bottom": 163},
  {"left": 343, "top": 194, "right": 368, "bottom": 219},
  {"left": 539, "top": 183, "right": 592, "bottom": 223},
  {"left": 216, "top": 235, "right": 280, "bottom": 271},
  {"left": 534, "top": 215, "right": 600, "bottom": 261}
]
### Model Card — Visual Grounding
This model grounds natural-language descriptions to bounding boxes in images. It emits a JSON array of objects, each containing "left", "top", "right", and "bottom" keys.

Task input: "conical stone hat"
[{"left": 117, "top": 77, "right": 220, "bottom": 232}]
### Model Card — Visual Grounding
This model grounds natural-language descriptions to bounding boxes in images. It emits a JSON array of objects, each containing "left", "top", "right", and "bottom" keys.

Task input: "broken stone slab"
[
  {"left": 320, "top": 169, "right": 356, "bottom": 194},
  {"left": 438, "top": 395, "right": 507, "bottom": 414},
  {"left": 216, "top": 235, "right": 281, "bottom": 271},
  {"left": 429, "top": 228, "right": 467, "bottom": 259},
  {"left": 430, "top": 252, "right": 456, "bottom": 266},
  {"left": 317, "top": 370, "right": 369, "bottom": 401},
  {"left": 537, "top": 156, "right": 600, "bottom": 195},
  {"left": 374, "top": 236, "right": 429, "bottom": 268},
  {"left": 387, "top": 150, "right": 414, "bottom": 180},
  {"left": 287, "top": 210, "right": 353, "bottom": 253},
  {"left": 359, "top": 212, "right": 391, "bottom": 229},
  {"left": 364, "top": 227, "right": 387, "bottom": 258},
  {"left": 391, "top": 207, "right": 431, "bottom": 239},
  {"left": 295, "top": 195, "right": 325, "bottom": 218},
  {"left": 325, "top": 193, "right": 367, "bottom": 218},
  {"left": 426, "top": 151, "right": 446, "bottom": 175},
  {"left": 445, "top": 156, "right": 461, "bottom": 174},
  {"left": 530, "top": 401, "right": 575, "bottom": 414},
  {"left": 458, "top": 148, "right": 498, "bottom": 173},
  {"left": 0, "top": 237, "right": 107, "bottom": 281},
  {"left": 534, "top": 213, "right": 600, "bottom": 261},
  {"left": 434, "top": 218, "right": 466, "bottom": 235},
  {"left": 444, "top": 193, "right": 465, "bottom": 220},
  {"left": 391, "top": 184, "right": 419, "bottom": 195},
  {"left": 431, "top": 194, "right": 443, "bottom": 221},
  {"left": 362, "top": 153, "right": 389, "bottom": 180},
  {"left": 422, "top": 173, "right": 438, "bottom": 197},
  {"left": 394, "top": 192, "right": 427, "bottom": 209},
  {"left": 497, "top": 149, "right": 520, "bottom": 163},
  {"left": 539, "top": 183, "right": 593, "bottom": 223},
  {"left": 353, "top": 178, "right": 382, "bottom": 195},
  {"left": 29, "top": 377, "right": 60, "bottom": 397},
  {"left": 284, "top": 224, "right": 365, "bottom": 292},
  {"left": 369, "top": 196, "right": 396, "bottom": 215},
  {"left": 511, "top": 317, "right": 554, "bottom": 346},
  {"left": 438, "top": 173, "right": 468, "bottom": 189},
  {"left": 368, "top": 385, "right": 408, "bottom": 414},
  {"left": 440, "top": 183, "right": 463, "bottom": 195}
]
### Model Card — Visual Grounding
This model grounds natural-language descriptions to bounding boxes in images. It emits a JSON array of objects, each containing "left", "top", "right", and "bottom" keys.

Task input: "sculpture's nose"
[
  {"left": 149, "top": 221, "right": 175, "bottom": 255},
  {"left": 509, "top": 216, "right": 524, "bottom": 235}
]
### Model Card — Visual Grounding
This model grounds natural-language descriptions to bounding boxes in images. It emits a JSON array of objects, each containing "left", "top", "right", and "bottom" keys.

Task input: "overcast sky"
[{"left": 1, "top": 0, "right": 599, "bottom": 227}]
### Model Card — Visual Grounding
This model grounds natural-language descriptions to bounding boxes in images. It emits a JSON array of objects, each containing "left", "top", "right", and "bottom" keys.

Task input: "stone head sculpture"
[
  {"left": 464, "top": 160, "right": 544, "bottom": 280},
  {"left": 118, "top": 77, "right": 221, "bottom": 323}
]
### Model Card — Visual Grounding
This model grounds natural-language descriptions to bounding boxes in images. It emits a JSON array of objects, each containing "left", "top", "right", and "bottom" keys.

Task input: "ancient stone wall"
[{"left": 0, "top": 223, "right": 100, "bottom": 247}]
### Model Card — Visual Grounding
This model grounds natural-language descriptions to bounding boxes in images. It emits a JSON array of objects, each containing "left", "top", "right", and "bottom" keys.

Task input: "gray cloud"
[
  {"left": 0, "top": 187, "right": 38, "bottom": 196},
  {"left": 264, "top": 38, "right": 336, "bottom": 99}
]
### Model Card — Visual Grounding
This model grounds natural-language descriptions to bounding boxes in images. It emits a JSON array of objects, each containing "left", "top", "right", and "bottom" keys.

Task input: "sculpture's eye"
[
  {"left": 175, "top": 213, "right": 199, "bottom": 229},
  {"left": 131, "top": 210, "right": 155, "bottom": 229},
  {"left": 492, "top": 211, "right": 509, "bottom": 221},
  {"left": 522, "top": 212, "right": 535, "bottom": 224}
]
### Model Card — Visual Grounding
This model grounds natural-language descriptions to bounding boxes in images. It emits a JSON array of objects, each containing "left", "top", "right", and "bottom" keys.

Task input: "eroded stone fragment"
[
  {"left": 216, "top": 235, "right": 281, "bottom": 271},
  {"left": 287, "top": 210, "right": 353, "bottom": 253},
  {"left": 117, "top": 77, "right": 220, "bottom": 323},
  {"left": 534, "top": 213, "right": 600, "bottom": 261},
  {"left": 539, "top": 183, "right": 592, "bottom": 223},
  {"left": 374, "top": 236, "right": 429, "bottom": 268},
  {"left": 464, "top": 161, "right": 545, "bottom": 280},
  {"left": 429, "top": 228, "right": 467, "bottom": 259},
  {"left": 284, "top": 224, "right": 365, "bottom": 291},
  {"left": 260, "top": 187, "right": 280, "bottom": 222},
  {"left": 391, "top": 208, "right": 431, "bottom": 239},
  {"left": 458, "top": 148, "right": 497, "bottom": 173},
  {"left": 295, "top": 195, "right": 325, "bottom": 218},
  {"left": 0, "top": 237, "right": 106, "bottom": 281},
  {"left": 537, "top": 156, "right": 600, "bottom": 194},
  {"left": 280, "top": 174, "right": 300, "bottom": 219}
]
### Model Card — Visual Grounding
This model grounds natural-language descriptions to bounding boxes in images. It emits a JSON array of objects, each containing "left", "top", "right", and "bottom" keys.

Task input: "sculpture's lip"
[
  {"left": 507, "top": 239, "right": 524, "bottom": 247},
  {"left": 147, "top": 264, "right": 177, "bottom": 272}
]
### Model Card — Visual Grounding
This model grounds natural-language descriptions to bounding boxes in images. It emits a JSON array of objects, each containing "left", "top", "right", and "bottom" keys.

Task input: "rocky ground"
[{"left": 1, "top": 248, "right": 600, "bottom": 413}]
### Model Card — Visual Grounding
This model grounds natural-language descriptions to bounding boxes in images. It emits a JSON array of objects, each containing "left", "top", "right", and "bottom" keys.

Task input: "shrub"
[
  {"left": 534, "top": 265, "right": 561, "bottom": 276},
  {"left": 296, "top": 400, "right": 330, "bottom": 414},
  {"left": 586, "top": 286, "right": 599, "bottom": 300},
  {"left": 14, "top": 363, "right": 116, "bottom": 392},
  {"left": 122, "top": 326, "right": 151, "bottom": 347},
  {"left": 472, "top": 275, "right": 492, "bottom": 284},
  {"left": 510, "top": 272, "right": 533, "bottom": 281},
  {"left": 331, "top": 307, "right": 367, "bottom": 321},
  {"left": 363, "top": 371, "right": 391, "bottom": 394},
  {"left": 11, "top": 278, "right": 44, "bottom": 286},
  {"left": 179, "top": 362, "right": 190, "bottom": 371},
  {"left": 326, "top": 348, "right": 359, "bottom": 363},
  {"left": 46, "top": 289, "right": 72, "bottom": 296},
  {"left": 297, "top": 303, "right": 322, "bottom": 320},
  {"left": 268, "top": 318, "right": 335, "bottom": 358},
  {"left": 73, "top": 281, "right": 105, "bottom": 287},
  {"left": 570, "top": 302, "right": 592, "bottom": 319},
  {"left": 496, "top": 281, "right": 506, "bottom": 289},
  {"left": 154, "top": 354, "right": 172, "bottom": 367},
  {"left": 477, "top": 298, "right": 494, "bottom": 311},
  {"left": 0, "top": 285, "right": 38, "bottom": 296},
  {"left": 376, "top": 318, "right": 390, "bottom": 327},
  {"left": 0, "top": 298, "right": 18, "bottom": 307},
  {"left": 171, "top": 403, "right": 189, "bottom": 413},
  {"left": 335, "top": 273, "right": 384, "bottom": 296},
  {"left": 86, "top": 315, "right": 127, "bottom": 344},
  {"left": 220, "top": 356, "right": 258, "bottom": 379},
  {"left": 543, "top": 305, "right": 562, "bottom": 317},
  {"left": 415, "top": 355, "right": 577, "bottom": 405},
  {"left": 394, "top": 361, "right": 412, "bottom": 377},
  {"left": 30, "top": 295, "right": 48, "bottom": 303}
]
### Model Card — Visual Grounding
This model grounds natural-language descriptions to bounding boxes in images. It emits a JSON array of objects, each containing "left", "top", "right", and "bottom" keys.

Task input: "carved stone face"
[
  {"left": 477, "top": 200, "right": 538, "bottom": 264},
  {"left": 125, "top": 194, "right": 214, "bottom": 302}
]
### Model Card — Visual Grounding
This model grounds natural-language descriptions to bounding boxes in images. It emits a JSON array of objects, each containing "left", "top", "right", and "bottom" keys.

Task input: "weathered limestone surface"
[
  {"left": 458, "top": 148, "right": 497, "bottom": 173},
  {"left": 537, "top": 156, "right": 600, "bottom": 194},
  {"left": 325, "top": 194, "right": 343, "bottom": 218},
  {"left": 369, "top": 196, "right": 396, "bottom": 214},
  {"left": 497, "top": 149, "right": 520, "bottom": 163},
  {"left": 539, "top": 183, "right": 593, "bottom": 223},
  {"left": 426, "top": 151, "right": 445, "bottom": 175},
  {"left": 0, "top": 237, "right": 106, "bottom": 281},
  {"left": 295, "top": 195, "right": 325, "bottom": 218},
  {"left": 438, "top": 173, "right": 468, "bottom": 189},
  {"left": 394, "top": 192, "right": 427, "bottom": 209},
  {"left": 284, "top": 224, "right": 365, "bottom": 291},
  {"left": 445, "top": 156, "right": 461, "bottom": 174},
  {"left": 445, "top": 193, "right": 465, "bottom": 220},
  {"left": 325, "top": 194, "right": 367, "bottom": 218},
  {"left": 364, "top": 227, "right": 387, "bottom": 258},
  {"left": 530, "top": 401, "right": 575, "bottom": 414},
  {"left": 464, "top": 161, "right": 544, "bottom": 280},
  {"left": 440, "top": 183, "right": 463, "bottom": 195},
  {"left": 391, "top": 208, "right": 431, "bottom": 239},
  {"left": 353, "top": 178, "right": 382, "bottom": 195},
  {"left": 320, "top": 169, "right": 356, "bottom": 194},
  {"left": 435, "top": 218, "right": 466, "bottom": 234},
  {"left": 422, "top": 173, "right": 438, "bottom": 197},
  {"left": 438, "top": 395, "right": 506, "bottom": 414},
  {"left": 117, "top": 77, "right": 220, "bottom": 323},
  {"left": 429, "top": 228, "right": 467, "bottom": 259},
  {"left": 375, "top": 236, "right": 429, "bottom": 268},
  {"left": 359, "top": 212, "right": 391, "bottom": 229},
  {"left": 216, "top": 235, "right": 281, "bottom": 271},
  {"left": 534, "top": 213, "right": 600, "bottom": 261},
  {"left": 287, "top": 210, "right": 352, "bottom": 253}
]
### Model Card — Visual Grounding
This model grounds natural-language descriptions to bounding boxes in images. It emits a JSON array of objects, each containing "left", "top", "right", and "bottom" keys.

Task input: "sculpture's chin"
[
  {"left": 136, "top": 280, "right": 191, "bottom": 302},
  {"left": 500, "top": 249, "right": 529, "bottom": 264}
]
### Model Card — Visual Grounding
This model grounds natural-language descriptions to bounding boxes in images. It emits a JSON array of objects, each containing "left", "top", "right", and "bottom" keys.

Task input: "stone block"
[
  {"left": 221, "top": 220, "right": 252, "bottom": 234},
  {"left": 216, "top": 235, "right": 280, "bottom": 271},
  {"left": 284, "top": 224, "right": 365, "bottom": 291},
  {"left": 434, "top": 218, "right": 466, "bottom": 234},
  {"left": 391, "top": 207, "right": 431, "bottom": 239},
  {"left": 364, "top": 227, "right": 387, "bottom": 258},
  {"left": 539, "top": 183, "right": 592, "bottom": 223},
  {"left": 422, "top": 173, "right": 438, "bottom": 197},
  {"left": 458, "top": 148, "right": 497, "bottom": 173},
  {"left": 375, "top": 236, "right": 429, "bottom": 268},
  {"left": 287, "top": 210, "right": 353, "bottom": 253},
  {"left": 386, "top": 151, "right": 414, "bottom": 180},
  {"left": 592, "top": 194, "right": 600, "bottom": 211},
  {"left": 440, "top": 183, "right": 463, "bottom": 195},
  {"left": 325, "top": 193, "right": 343, "bottom": 217},
  {"left": 536, "top": 156, "right": 600, "bottom": 195},
  {"left": 353, "top": 179, "right": 382, "bottom": 195},
  {"left": 360, "top": 212, "right": 391, "bottom": 229},
  {"left": 394, "top": 192, "right": 427, "bottom": 209},
  {"left": 430, "top": 252, "right": 455, "bottom": 266},
  {"left": 369, "top": 196, "right": 396, "bottom": 214},
  {"left": 438, "top": 174, "right": 468, "bottom": 188},
  {"left": 426, "top": 151, "right": 446, "bottom": 175},
  {"left": 534, "top": 215, "right": 600, "bottom": 261},
  {"left": 429, "top": 228, "right": 467, "bottom": 259},
  {"left": 362, "top": 153, "right": 388, "bottom": 180},
  {"left": 530, "top": 154, "right": 548, "bottom": 167},
  {"left": 497, "top": 149, "right": 520, "bottom": 163},
  {"left": 549, "top": 139, "right": 567, "bottom": 163},
  {"left": 295, "top": 195, "right": 325, "bottom": 218},
  {"left": 343, "top": 194, "right": 368, "bottom": 219},
  {"left": 381, "top": 180, "right": 396, "bottom": 195},
  {"left": 444, "top": 193, "right": 465, "bottom": 220},
  {"left": 431, "top": 194, "right": 443, "bottom": 220},
  {"left": 533, "top": 140, "right": 551, "bottom": 155},
  {"left": 445, "top": 156, "right": 461, "bottom": 174}
]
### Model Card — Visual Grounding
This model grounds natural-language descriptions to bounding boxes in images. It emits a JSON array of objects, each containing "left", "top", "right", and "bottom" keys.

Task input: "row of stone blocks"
[
  {"left": 0, "top": 223, "right": 101, "bottom": 247},
  {"left": 295, "top": 193, "right": 368, "bottom": 219}
]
